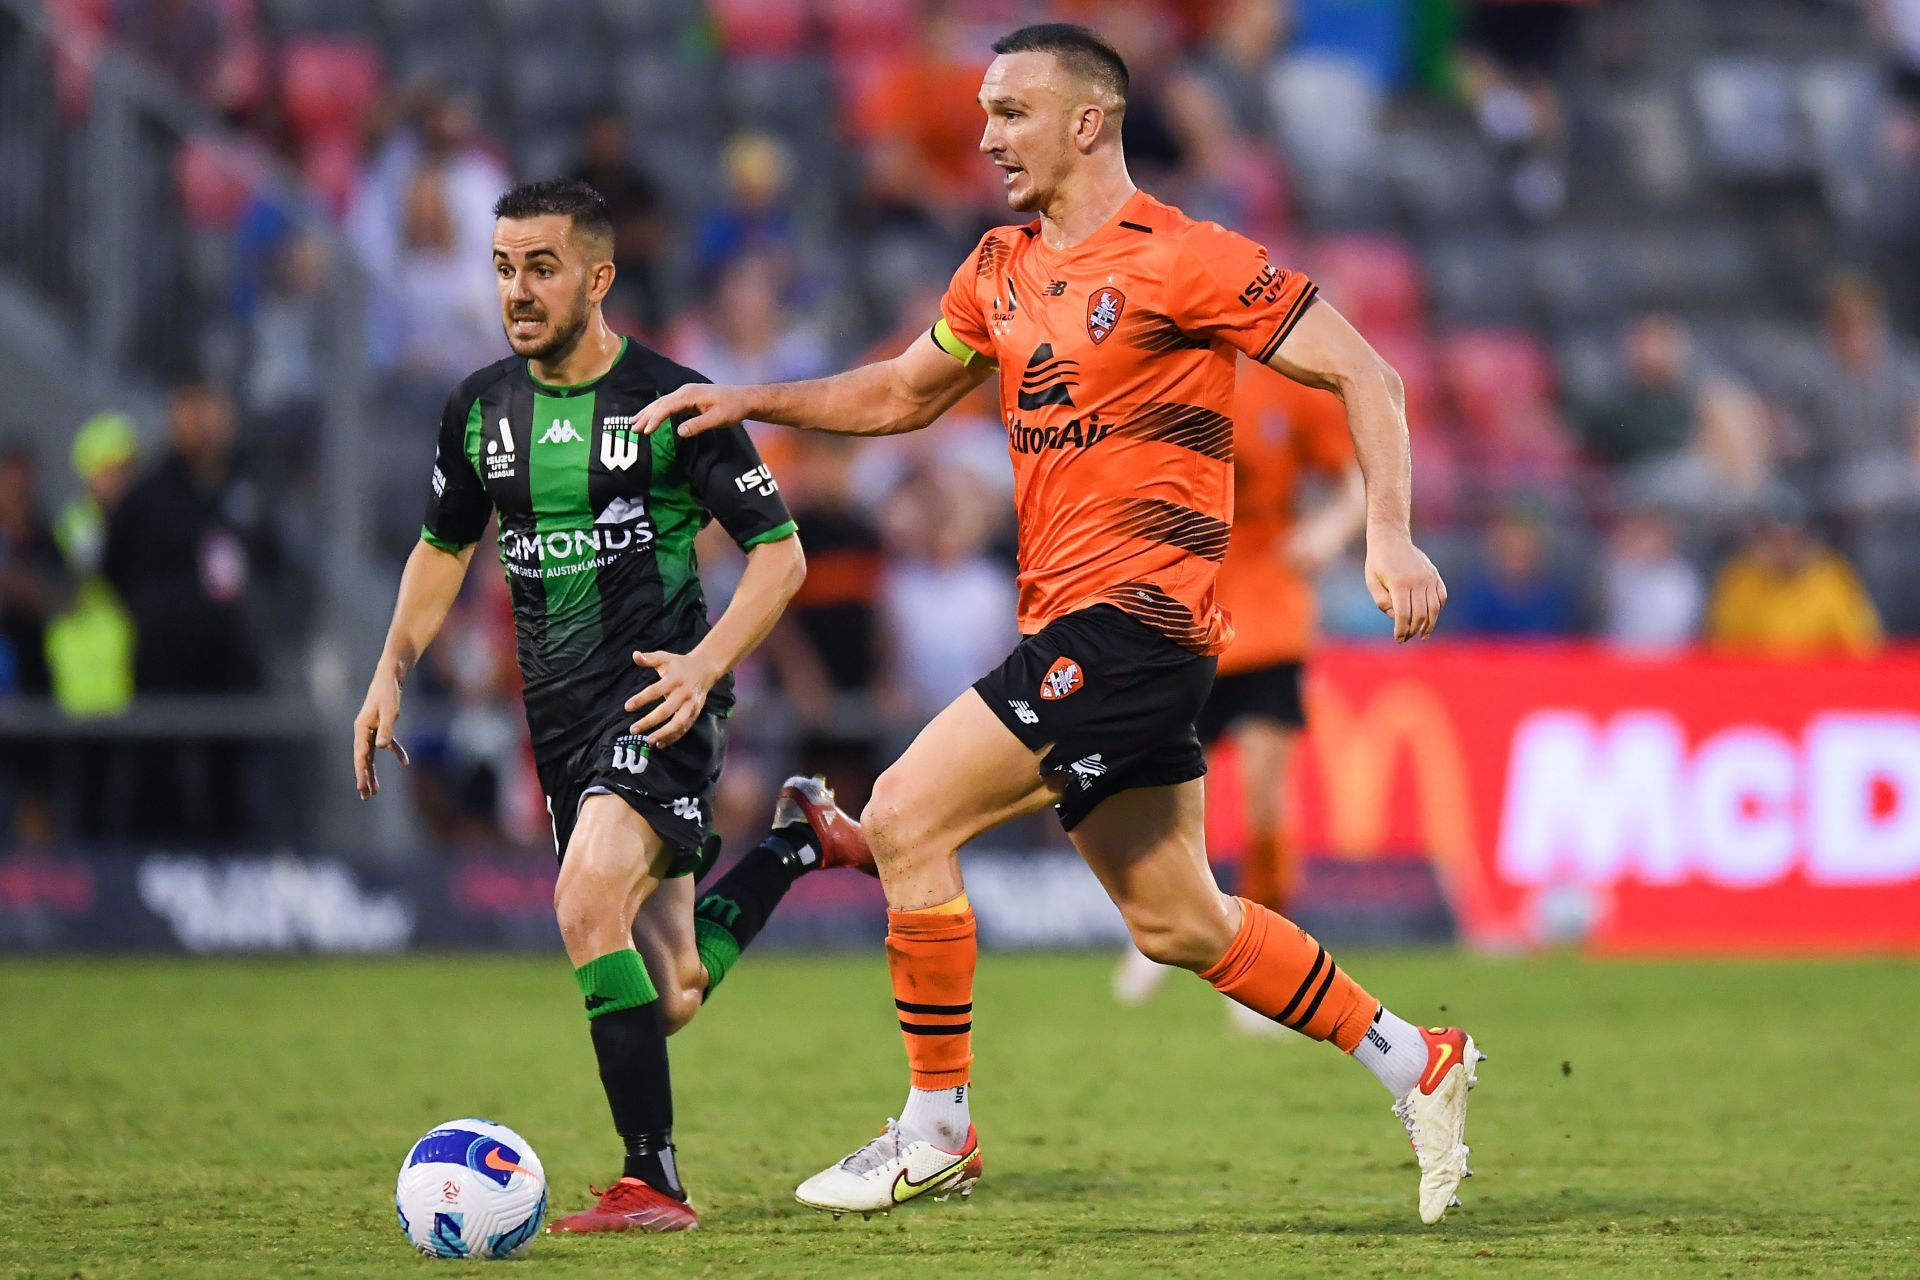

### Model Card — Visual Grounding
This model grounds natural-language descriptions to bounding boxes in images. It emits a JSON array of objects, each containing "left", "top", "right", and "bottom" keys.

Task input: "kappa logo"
[
  {"left": 611, "top": 736, "right": 651, "bottom": 775},
  {"left": 1039, "top": 656, "right": 1084, "bottom": 701},
  {"left": 1009, "top": 699, "right": 1040, "bottom": 726},
  {"left": 600, "top": 414, "right": 642, "bottom": 470},
  {"left": 1086, "top": 287, "right": 1126, "bottom": 344},
  {"left": 538, "top": 420, "right": 582, "bottom": 445},
  {"left": 672, "top": 797, "right": 701, "bottom": 822},
  {"left": 1066, "top": 753, "right": 1108, "bottom": 790}
]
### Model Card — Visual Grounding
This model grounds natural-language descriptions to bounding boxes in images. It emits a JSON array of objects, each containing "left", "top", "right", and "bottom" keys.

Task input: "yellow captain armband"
[{"left": 931, "top": 317, "right": 993, "bottom": 368}]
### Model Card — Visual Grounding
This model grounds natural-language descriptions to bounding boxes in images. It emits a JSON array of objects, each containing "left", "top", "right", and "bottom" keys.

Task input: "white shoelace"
[{"left": 838, "top": 1119, "right": 904, "bottom": 1176}]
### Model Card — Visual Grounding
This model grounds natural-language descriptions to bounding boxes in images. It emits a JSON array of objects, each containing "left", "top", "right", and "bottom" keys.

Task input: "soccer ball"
[{"left": 395, "top": 1118, "right": 547, "bottom": 1259}]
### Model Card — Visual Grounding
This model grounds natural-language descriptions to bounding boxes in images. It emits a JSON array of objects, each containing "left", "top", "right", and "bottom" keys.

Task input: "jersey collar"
[{"left": 526, "top": 335, "right": 629, "bottom": 397}]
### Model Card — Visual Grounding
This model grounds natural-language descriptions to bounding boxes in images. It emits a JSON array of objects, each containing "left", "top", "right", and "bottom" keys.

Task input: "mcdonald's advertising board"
[{"left": 1205, "top": 644, "right": 1920, "bottom": 954}]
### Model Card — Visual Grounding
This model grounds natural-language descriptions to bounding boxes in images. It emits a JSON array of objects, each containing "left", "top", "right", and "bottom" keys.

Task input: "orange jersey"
[
  {"left": 936, "top": 190, "right": 1317, "bottom": 654},
  {"left": 1215, "top": 362, "right": 1354, "bottom": 674}
]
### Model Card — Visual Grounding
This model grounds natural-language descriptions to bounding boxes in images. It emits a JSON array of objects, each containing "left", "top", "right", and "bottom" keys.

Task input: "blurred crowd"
[{"left": 5, "top": 0, "right": 1920, "bottom": 848}]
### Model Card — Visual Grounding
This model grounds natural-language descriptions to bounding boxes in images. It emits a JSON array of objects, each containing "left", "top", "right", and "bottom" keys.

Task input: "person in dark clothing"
[
  {"left": 573, "top": 111, "right": 672, "bottom": 335},
  {"left": 764, "top": 433, "right": 887, "bottom": 813},
  {"left": 0, "top": 444, "right": 72, "bottom": 844},
  {"left": 104, "top": 380, "right": 275, "bottom": 841}
]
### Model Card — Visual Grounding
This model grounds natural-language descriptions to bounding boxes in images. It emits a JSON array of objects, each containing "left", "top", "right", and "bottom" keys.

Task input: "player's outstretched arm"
[
  {"left": 354, "top": 538, "right": 478, "bottom": 799},
  {"left": 625, "top": 532, "right": 806, "bottom": 748},
  {"left": 637, "top": 331, "right": 992, "bottom": 441},
  {"left": 1267, "top": 301, "right": 1446, "bottom": 642}
]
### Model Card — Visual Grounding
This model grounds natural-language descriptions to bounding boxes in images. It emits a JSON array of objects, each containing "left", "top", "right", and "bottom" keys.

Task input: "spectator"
[
  {"left": 0, "top": 445, "right": 69, "bottom": 698},
  {"left": 1797, "top": 274, "right": 1920, "bottom": 511},
  {"left": 105, "top": 380, "right": 277, "bottom": 842},
  {"left": 348, "top": 85, "right": 510, "bottom": 303},
  {"left": 572, "top": 110, "right": 671, "bottom": 335},
  {"left": 879, "top": 466, "right": 1019, "bottom": 728},
  {"left": 845, "top": 5, "right": 994, "bottom": 217},
  {"left": 46, "top": 414, "right": 138, "bottom": 717},
  {"left": 1707, "top": 498, "right": 1883, "bottom": 659},
  {"left": 114, "top": 0, "right": 260, "bottom": 117},
  {"left": 0, "top": 443, "right": 71, "bottom": 845},
  {"left": 1599, "top": 507, "right": 1703, "bottom": 653},
  {"left": 1578, "top": 313, "right": 1772, "bottom": 509},
  {"left": 388, "top": 166, "right": 503, "bottom": 383},
  {"left": 245, "top": 231, "right": 328, "bottom": 433},
  {"left": 1189, "top": 0, "right": 1286, "bottom": 139},
  {"left": 1458, "top": 0, "right": 1594, "bottom": 218},
  {"left": 1449, "top": 502, "right": 1581, "bottom": 637},
  {"left": 691, "top": 133, "right": 800, "bottom": 284},
  {"left": 764, "top": 434, "right": 887, "bottom": 812},
  {"left": 672, "top": 252, "right": 831, "bottom": 417}
]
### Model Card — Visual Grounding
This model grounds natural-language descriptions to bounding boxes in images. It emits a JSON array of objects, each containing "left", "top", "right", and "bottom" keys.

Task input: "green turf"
[{"left": 4, "top": 951, "right": 1915, "bottom": 1277}]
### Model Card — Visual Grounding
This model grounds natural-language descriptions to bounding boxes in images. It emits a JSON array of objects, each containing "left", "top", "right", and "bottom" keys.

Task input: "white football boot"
[
  {"left": 1391, "top": 1026, "right": 1485, "bottom": 1224},
  {"left": 794, "top": 1120, "right": 982, "bottom": 1218}
]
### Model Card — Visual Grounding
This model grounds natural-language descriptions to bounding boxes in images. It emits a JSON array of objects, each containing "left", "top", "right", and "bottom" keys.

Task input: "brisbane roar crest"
[
  {"left": 1039, "top": 656, "right": 1084, "bottom": 701},
  {"left": 1086, "top": 287, "right": 1125, "bottom": 345}
]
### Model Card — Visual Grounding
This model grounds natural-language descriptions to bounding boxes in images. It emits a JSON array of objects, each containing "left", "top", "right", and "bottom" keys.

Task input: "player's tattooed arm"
[
  {"left": 636, "top": 332, "right": 992, "bottom": 440},
  {"left": 354, "top": 538, "right": 477, "bottom": 799},
  {"left": 625, "top": 532, "right": 806, "bottom": 747},
  {"left": 1267, "top": 301, "right": 1447, "bottom": 643}
]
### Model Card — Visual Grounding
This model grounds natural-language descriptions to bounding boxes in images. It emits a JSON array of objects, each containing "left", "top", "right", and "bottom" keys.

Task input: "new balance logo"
[
  {"left": 611, "top": 737, "right": 650, "bottom": 774},
  {"left": 538, "top": 421, "right": 582, "bottom": 444},
  {"left": 1044, "top": 280, "right": 1068, "bottom": 296},
  {"left": 672, "top": 797, "right": 701, "bottom": 822},
  {"left": 600, "top": 416, "right": 642, "bottom": 470},
  {"left": 1066, "top": 753, "right": 1107, "bottom": 790},
  {"left": 1009, "top": 699, "right": 1039, "bottom": 726},
  {"left": 733, "top": 465, "right": 778, "bottom": 497}
]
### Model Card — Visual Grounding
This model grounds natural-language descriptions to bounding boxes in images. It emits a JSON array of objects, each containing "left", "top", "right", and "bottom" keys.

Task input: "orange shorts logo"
[{"left": 1039, "top": 656, "right": 1085, "bottom": 701}]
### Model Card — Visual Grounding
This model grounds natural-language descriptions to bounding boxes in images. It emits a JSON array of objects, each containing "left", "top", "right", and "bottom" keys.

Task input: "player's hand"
[
  {"left": 625, "top": 649, "right": 715, "bottom": 747},
  {"left": 636, "top": 383, "right": 757, "bottom": 440},
  {"left": 1364, "top": 528, "right": 1447, "bottom": 643},
  {"left": 353, "top": 667, "right": 411, "bottom": 799}
]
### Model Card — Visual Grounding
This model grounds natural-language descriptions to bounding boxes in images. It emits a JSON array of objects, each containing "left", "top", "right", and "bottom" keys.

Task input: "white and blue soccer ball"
[{"left": 395, "top": 1118, "right": 547, "bottom": 1260}]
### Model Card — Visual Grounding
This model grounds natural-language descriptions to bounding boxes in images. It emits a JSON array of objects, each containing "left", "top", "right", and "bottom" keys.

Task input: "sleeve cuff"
[
  {"left": 931, "top": 317, "right": 992, "bottom": 368},
  {"left": 420, "top": 526, "right": 470, "bottom": 553},
  {"left": 1254, "top": 285, "right": 1319, "bottom": 364},
  {"left": 741, "top": 519, "right": 799, "bottom": 549}
]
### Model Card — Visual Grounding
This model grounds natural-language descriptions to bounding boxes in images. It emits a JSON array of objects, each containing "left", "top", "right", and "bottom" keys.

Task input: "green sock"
[
  {"left": 692, "top": 826, "right": 812, "bottom": 997},
  {"left": 574, "top": 949, "right": 657, "bottom": 1020}
]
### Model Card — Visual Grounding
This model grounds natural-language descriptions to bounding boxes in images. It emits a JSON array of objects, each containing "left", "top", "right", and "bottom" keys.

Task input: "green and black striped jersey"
[{"left": 421, "top": 337, "right": 796, "bottom": 763}]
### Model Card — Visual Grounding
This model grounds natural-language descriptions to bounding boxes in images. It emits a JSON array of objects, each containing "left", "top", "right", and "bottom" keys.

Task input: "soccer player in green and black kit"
[{"left": 352, "top": 179, "right": 875, "bottom": 1234}]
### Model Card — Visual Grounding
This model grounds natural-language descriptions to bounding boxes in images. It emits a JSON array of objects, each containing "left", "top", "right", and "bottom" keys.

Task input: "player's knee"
[
  {"left": 552, "top": 866, "right": 620, "bottom": 958},
  {"left": 659, "top": 983, "right": 703, "bottom": 1035},
  {"left": 860, "top": 773, "right": 923, "bottom": 867}
]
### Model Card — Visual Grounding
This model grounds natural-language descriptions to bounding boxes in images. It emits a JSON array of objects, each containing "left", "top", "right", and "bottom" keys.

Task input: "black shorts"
[
  {"left": 541, "top": 709, "right": 728, "bottom": 876},
  {"left": 1195, "top": 660, "right": 1307, "bottom": 744},
  {"left": 973, "top": 604, "right": 1216, "bottom": 831}
]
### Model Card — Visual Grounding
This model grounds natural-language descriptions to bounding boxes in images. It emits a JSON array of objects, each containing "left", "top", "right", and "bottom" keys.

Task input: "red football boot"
[
  {"left": 546, "top": 1177, "right": 699, "bottom": 1234},
  {"left": 775, "top": 775, "right": 878, "bottom": 876}
]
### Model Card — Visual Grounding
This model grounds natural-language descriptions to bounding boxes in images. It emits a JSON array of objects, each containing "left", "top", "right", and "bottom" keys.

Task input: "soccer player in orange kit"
[
  {"left": 1111, "top": 362, "right": 1366, "bottom": 1028},
  {"left": 635, "top": 23, "right": 1483, "bottom": 1226}
]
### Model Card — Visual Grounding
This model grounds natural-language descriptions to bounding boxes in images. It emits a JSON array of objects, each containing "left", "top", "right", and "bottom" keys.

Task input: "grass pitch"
[{"left": 4, "top": 950, "right": 1915, "bottom": 1277}]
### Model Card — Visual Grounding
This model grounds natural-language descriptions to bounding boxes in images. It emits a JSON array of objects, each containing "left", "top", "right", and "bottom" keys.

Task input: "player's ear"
[
  {"left": 588, "top": 255, "right": 616, "bottom": 305},
  {"left": 1074, "top": 103, "right": 1107, "bottom": 153}
]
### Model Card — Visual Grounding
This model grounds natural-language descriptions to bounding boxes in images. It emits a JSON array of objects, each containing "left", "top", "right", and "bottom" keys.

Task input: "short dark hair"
[
  {"left": 492, "top": 178, "right": 614, "bottom": 252},
  {"left": 992, "top": 23, "right": 1128, "bottom": 108}
]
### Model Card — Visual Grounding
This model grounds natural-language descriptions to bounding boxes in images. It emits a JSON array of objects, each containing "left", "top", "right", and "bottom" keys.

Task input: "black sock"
[
  {"left": 692, "top": 825, "right": 816, "bottom": 998},
  {"left": 587, "top": 1000, "right": 686, "bottom": 1199}
]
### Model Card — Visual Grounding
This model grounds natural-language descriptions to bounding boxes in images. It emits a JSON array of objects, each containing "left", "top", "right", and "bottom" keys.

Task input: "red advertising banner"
[{"left": 1206, "top": 644, "right": 1920, "bottom": 954}]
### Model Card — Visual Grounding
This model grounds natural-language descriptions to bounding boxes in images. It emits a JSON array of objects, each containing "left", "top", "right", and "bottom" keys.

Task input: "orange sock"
[
  {"left": 1199, "top": 897, "right": 1375, "bottom": 1050},
  {"left": 887, "top": 903, "right": 976, "bottom": 1089}
]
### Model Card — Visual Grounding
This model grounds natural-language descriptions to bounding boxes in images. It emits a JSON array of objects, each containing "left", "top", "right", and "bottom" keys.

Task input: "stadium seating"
[{"left": 281, "top": 37, "right": 383, "bottom": 149}]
